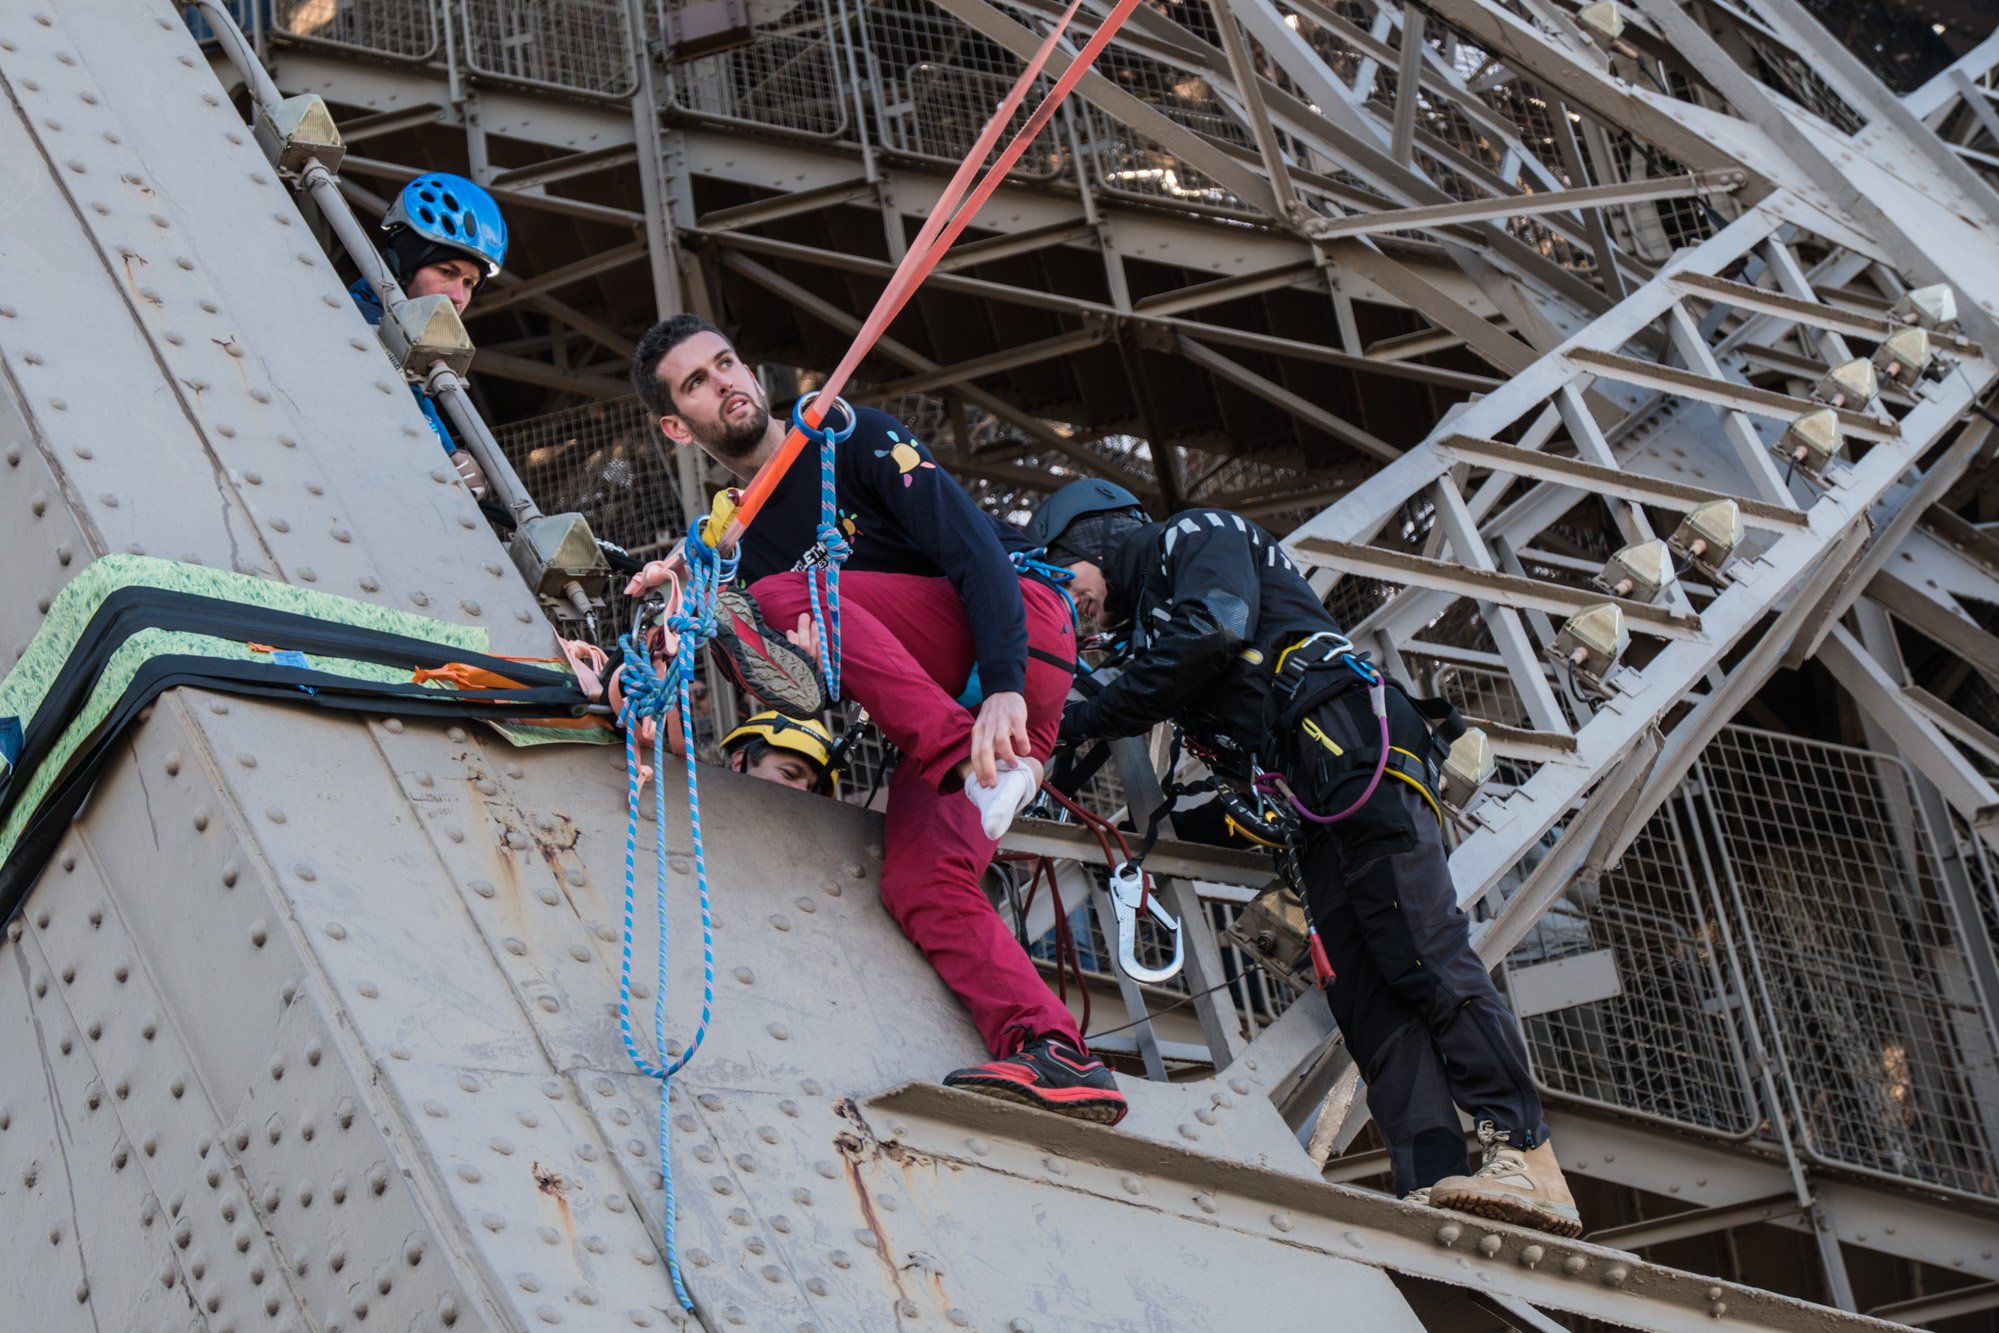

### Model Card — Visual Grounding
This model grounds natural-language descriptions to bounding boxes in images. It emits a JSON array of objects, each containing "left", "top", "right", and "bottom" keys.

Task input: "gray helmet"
[{"left": 1026, "top": 478, "right": 1147, "bottom": 562}]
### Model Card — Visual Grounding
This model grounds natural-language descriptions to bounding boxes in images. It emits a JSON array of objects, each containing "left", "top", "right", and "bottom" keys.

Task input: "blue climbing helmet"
[
  {"left": 382, "top": 172, "right": 508, "bottom": 280},
  {"left": 1027, "top": 478, "right": 1148, "bottom": 567}
]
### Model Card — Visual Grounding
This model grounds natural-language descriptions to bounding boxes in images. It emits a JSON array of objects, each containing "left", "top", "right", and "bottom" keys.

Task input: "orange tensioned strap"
[
  {"left": 720, "top": 0, "right": 1143, "bottom": 545},
  {"left": 413, "top": 662, "right": 530, "bottom": 691}
]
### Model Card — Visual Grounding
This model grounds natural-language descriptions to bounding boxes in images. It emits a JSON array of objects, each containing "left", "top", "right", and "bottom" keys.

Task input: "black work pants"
[{"left": 1291, "top": 688, "right": 1546, "bottom": 1195}]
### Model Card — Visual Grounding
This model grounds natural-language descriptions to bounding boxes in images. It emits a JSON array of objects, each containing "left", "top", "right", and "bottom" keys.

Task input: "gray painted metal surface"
[{"left": 5, "top": 0, "right": 1999, "bottom": 1329}]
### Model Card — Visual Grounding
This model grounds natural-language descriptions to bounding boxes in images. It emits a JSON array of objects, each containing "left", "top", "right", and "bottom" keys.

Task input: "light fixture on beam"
[
  {"left": 1812, "top": 358, "right": 1876, "bottom": 410},
  {"left": 1777, "top": 407, "right": 1842, "bottom": 479},
  {"left": 1669, "top": 500, "right": 1742, "bottom": 578},
  {"left": 1439, "top": 728, "right": 1497, "bottom": 812},
  {"left": 1594, "top": 539, "right": 1675, "bottom": 603},
  {"left": 1891, "top": 283, "right": 1957, "bottom": 331},
  {"left": 1575, "top": 1, "right": 1639, "bottom": 57},
  {"left": 1873, "top": 327, "right": 1934, "bottom": 389},
  {"left": 1551, "top": 602, "right": 1629, "bottom": 690}
]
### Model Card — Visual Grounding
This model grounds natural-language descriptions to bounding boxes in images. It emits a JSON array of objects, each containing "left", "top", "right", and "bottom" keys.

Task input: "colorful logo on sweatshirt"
[{"left": 874, "top": 431, "right": 936, "bottom": 487}]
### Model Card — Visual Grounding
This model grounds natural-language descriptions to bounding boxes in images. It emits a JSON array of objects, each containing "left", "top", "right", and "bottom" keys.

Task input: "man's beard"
[{"left": 693, "top": 395, "right": 771, "bottom": 462}]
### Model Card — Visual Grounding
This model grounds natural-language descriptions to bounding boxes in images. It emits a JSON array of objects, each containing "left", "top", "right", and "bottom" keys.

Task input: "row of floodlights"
[
  {"left": 1540, "top": 286, "right": 1959, "bottom": 693},
  {"left": 1781, "top": 286, "right": 1957, "bottom": 478},
  {"left": 1543, "top": 508, "right": 1740, "bottom": 691}
]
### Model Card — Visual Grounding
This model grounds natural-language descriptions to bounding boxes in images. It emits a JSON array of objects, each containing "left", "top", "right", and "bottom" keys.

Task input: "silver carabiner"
[{"left": 1108, "top": 860, "right": 1183, "bottom": 985}]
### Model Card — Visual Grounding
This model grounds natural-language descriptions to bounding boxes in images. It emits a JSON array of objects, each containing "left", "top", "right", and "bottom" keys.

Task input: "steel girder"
[{"left": 177, "top": 0, "right": 1999, "bottom": 1310}]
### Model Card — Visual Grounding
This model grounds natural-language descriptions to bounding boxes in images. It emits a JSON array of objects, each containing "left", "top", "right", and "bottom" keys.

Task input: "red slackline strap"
[{"left": 721, "top": 0, "right": 1142, "bottom": 544}]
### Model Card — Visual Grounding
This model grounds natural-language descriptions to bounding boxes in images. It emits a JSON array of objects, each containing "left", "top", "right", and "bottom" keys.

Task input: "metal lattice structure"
[{"left": 7, "top": 0, "right": 1999, "bottom": 1326}]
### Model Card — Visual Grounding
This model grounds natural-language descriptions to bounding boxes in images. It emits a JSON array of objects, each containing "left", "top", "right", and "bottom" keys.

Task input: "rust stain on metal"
[
  {"left": 532, "top": 1160, "right": 577, "bottom": 1236},
  {"left": 831, "top": 1102, "right": 912, "bottom": 1305}
]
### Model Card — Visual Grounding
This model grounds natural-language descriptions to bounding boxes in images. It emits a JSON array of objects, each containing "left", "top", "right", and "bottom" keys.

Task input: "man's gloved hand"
[
  {"left": 1059, "top": 698, "right": 1091, "bottom": 744},
  {"left": 451, "top": 449, "right": 489, "bottom": 497}
]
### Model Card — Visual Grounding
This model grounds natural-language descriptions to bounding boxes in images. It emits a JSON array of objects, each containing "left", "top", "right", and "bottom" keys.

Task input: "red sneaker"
[
  {"left": 708, "top": 585, "right": 828, "bottom": 716},
  {"left": 943, "top": 1037, "right": 1128, "bottom": 1125}
]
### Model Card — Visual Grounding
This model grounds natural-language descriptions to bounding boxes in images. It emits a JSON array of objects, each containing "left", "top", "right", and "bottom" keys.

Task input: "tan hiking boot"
[{"left": 1429, "top": 1121, "right": 1583, "bottom": 1238}]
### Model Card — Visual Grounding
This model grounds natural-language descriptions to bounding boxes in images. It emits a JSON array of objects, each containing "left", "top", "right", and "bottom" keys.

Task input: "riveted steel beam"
[
  {"left": 865, "top": 1083, "right": 1907, "bottom": 1333},
  {"left": 1304, "top": 170, "right": 1749, "bottom": 241}
]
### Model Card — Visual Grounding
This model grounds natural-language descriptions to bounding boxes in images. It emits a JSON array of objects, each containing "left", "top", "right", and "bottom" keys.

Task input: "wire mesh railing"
[
  {"left": 1703, "top": 727, "right": 1999, "bottom": 1198},
  {"left": 492, "top": 394, "right": 686, "bottom": 653},
  {"left": 1739, "top": 29, "right": 1867, "bottom": 135},
  {"left": 859, "top": 0, "right": 1068, "bottom": 178},
  {"left": 1507, "top": 725, "right": 1999, "bottom": 1200},
  {"left": 1081, "top": 41, "right": 1259, "bottom": 215},
  {"left": 271, "top": 0, "right": 439, "bottom": 58},
  {"left": 663, "top": 0, "right": 853, "bottom": 137},
  {"left": 1504, "top": 817, "right": 1762, "bottom": 1138},
  {"left": 457, "top": 0, "right": 640, "bottom": 98}
]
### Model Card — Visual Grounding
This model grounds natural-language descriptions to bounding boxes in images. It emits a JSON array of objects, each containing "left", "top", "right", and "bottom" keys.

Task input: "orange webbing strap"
[
  {"left": 412, "top": 662, "right": 530, "bottom": 691},
  {"left": 721, "top": 0, "right": 1140, "bottom": 544}
]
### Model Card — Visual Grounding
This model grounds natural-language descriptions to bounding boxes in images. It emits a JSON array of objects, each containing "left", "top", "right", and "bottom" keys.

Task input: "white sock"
[{"left": 965, "top": 759, "right": 1039, "bottom": 840}]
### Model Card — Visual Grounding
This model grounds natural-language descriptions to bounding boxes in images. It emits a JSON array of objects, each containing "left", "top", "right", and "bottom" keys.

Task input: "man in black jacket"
[{"left": 1032, "top": 479, "right": 1579, "bottom": 1235}]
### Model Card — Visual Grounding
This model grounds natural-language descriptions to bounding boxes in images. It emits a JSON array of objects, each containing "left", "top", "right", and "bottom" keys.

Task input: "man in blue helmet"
[
  {"left": 1030, "top": 479, "right": 1581, "bottom": 1238},
  {"left": 350, "top": 172, "right": 509, "bottom": 489}
]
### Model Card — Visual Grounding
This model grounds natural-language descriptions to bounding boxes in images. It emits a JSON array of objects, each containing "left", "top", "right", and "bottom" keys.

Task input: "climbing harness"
[
  {"left": 955, "top": 549, "right": 1082, "bottom": 709},
  {"left": 612, "top": 521, "right": 735, "bottom": 1313},
  {"left": 792, "top": 391, "right": 857, "bottom": 700},
  {"left": 1254, "top": 638, "right": 1393, "bottom": 826}
]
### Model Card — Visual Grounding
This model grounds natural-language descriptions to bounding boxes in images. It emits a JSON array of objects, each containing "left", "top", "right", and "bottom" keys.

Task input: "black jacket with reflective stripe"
[{"left": 1066, "top": 508, "right": 1344, "bottom": 755}]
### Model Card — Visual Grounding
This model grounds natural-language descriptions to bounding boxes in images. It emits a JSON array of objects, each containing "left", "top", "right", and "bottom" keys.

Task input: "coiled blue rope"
[
  {"left": 793, "top": 393, "right": 855, "bottom": 701},
  {"left": 1013, "top": 546, "right": 1078, "bottom": 624},
  {"left": 615, "top": 520, "right": 737, "bottom": 1312}
]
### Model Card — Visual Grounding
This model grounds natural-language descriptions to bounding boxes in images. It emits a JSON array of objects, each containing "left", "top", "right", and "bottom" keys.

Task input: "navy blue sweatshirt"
[{"left": 733, "top": 407, "right": 1033, "bottom": 697}]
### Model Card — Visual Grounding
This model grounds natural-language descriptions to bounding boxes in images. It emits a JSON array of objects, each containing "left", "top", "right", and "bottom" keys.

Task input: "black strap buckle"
[{"left": 1271, "top": 630, "right": 1356, "bottom": 701}]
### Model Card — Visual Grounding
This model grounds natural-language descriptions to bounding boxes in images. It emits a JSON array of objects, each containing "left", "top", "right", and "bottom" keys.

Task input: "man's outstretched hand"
[
  {"left": 970, "top": 690, "right": 1031, "bottom": 788},
  {"left": 785, "top": 613, "right": 820, "bottom": 661}
]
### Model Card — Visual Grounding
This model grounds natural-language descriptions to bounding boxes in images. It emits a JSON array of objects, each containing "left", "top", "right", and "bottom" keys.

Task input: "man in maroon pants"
[{"left": 630, "top": 314, "right": 1127, "bottom": 1124}]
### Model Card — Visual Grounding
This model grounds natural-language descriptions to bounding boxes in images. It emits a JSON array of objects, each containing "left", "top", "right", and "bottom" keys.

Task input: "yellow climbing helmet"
[{"left": 721, "top": 711, "right": 837, "bottom": 775}]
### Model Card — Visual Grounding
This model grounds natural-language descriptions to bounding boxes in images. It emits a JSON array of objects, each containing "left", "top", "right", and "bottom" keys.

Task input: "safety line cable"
[
  {"left": 1086, "top": 965, "right": 1250, "bottom": 1043},
  {"left": 1002, "top": 852, "right": 1093, "bottom": 1035},
  {"left": 720, "top": 0, "right": 1144, "bottom": 546},
  {"left": 1043, "top": 782, "right": 1152, "bottom": 919}
]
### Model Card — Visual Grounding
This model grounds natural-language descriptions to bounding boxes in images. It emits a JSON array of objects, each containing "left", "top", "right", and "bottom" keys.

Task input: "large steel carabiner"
[{"left": 1108, "top": 860, "right": 1183, "bottom": 985}]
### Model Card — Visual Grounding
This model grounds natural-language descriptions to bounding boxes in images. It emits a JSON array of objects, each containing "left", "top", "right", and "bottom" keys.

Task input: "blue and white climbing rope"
[
  {"left": 792, "top": 392, "right": 856, "bottom": 701},
  {"left": 615, "top": 519, "right": 735, "bottom": 1313}
]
